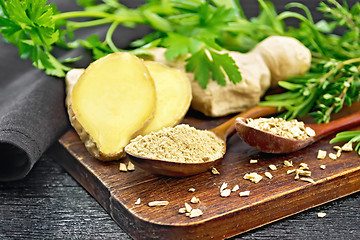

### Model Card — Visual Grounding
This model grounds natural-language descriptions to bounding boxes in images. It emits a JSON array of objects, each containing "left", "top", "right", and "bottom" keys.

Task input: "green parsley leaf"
[
  {"left": 186, "top": 48, "right": 211, "bottom": 88},
  {"left": 186, "top": 48, "right": 241, "bottom": 88},
  {"left": 162, "top": 33, "right": 202, "bottom": 61},
  {"left": 0, "top": 0, "right": 68, "bottom": 77},
  {"left": 209, "top": 50, "right": 242, "bottom": 85},
  {"left": 80, "top": 35, "right": 114, "bottom": 60}
]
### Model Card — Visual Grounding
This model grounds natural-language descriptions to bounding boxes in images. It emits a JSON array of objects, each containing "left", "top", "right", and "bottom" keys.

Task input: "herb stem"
[
  {"left": 67, "top": 19, "right": 113, "bottom": 29},
  {"left": 105, "top": 22, "right": 120, "bottom": 53},
  {"left": 342, "top": 57, "right": 360, "bottom": 65},
  {"left": 319, "top": 57, "right": 360, "bottom": 82},
  {"left": 53, "top": 11, "right": 144, "bottom": 25}
]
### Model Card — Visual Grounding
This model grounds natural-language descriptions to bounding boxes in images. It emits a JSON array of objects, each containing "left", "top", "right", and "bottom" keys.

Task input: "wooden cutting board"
[{"left": 57, "top": 103, "right": 360, "bottom": 240}]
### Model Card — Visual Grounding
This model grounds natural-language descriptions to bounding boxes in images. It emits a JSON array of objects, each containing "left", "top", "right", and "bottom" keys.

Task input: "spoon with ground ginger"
[
  {"left": 235, "top": 111, "right": 360, "bottom": 154},
  {"left": 125, "top": 106, "right": 279, "bottom": 177}
]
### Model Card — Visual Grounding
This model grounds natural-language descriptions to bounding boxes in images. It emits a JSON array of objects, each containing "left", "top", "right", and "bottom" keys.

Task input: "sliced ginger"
[
  {"left": 68, "top": 52, "right": 156, "bottom": 161},
  {"left": 66, "top": 55, "right": 192, "bottom": 161},
  {"left": 142, "top": 61, "right": 191, "bottom": 135}
]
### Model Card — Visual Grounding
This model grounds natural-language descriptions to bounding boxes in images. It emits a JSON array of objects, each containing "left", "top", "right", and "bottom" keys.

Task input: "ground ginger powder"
[{"left": 125, "top": 124, "right": 225, "bottom": 163}]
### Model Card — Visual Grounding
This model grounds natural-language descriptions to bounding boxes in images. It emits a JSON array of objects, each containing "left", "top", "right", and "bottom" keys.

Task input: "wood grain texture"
[
  {"left": 57, "top": 104, "right": 360, "bottom": 240},
  {"left": 0, "top": 152, "right": 359, "bottom": 240}
]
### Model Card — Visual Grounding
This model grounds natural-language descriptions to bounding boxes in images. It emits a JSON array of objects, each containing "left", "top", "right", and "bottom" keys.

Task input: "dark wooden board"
[{"left": 58, "top": 103, "right": 360, "bottom": 240}]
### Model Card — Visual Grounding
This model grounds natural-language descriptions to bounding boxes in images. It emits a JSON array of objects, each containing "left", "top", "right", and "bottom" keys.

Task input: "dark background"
[{"left": 1, "top": 0, "right": 359, "bottom": 239}]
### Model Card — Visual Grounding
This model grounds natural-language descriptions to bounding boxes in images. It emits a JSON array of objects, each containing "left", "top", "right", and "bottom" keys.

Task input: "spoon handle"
[
  {"left": 211, "top": 106, "right": 280, "bottom": 140},
  {"left": 309, "top": 111, "right": 360, "bottom": 141}
]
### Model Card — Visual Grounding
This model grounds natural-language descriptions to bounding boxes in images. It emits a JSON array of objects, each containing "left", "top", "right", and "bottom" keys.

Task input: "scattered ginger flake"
[
  {"left": 220, "top": 189, "right": 231, "bottom": 197},
  {"left": 185, "top": 202, "right": 192, "bottom": 213},
  {"left": 300, "top": 177, "right": 315, "bottom": 183},
  {"left": 320, "top": 165, "right": 326, "bottom": 170},
  {"left": 190, "top": 196, "right": 200, "bottom": 204},
  {"left": 211, "top": 167, "right": 220, "bottom": 175},
  {"left": 135, "top": 198, "right": 141, "bottom": 205},
  {"left": 264, "top": 172, "right": 273, "bottom": 179},
  {"left": 239, "top": 191, "right": 250, "bottom": 197},
  {"left": 334, "top": 145, "right": 342, "bottom": 157},
  {"left": 299, "top": 163, "right": 309, "bottom": 170},
  {"left": 244, "top": 173, "right": 263, "bottom": 183},
  {"left": 317, "top": 150, "right": 327, "bottom": 159},
  {"left": 342, "top": 142, "right": 353, "bottom": 151},
  {"left": 148, "top": 201, "right": 169, "bottom": 207},
  {"left": 188, "top": 188, "right": 196, "bottom": 192},
  {"left": 296, "top": 169, "right": 311, "bottom": 177},
  {"left": 329, "top": 153, "right": 337, "bottom": 160},
  {"left": 287, "top": 169, "right": 296, "bottom": 174},
  {"left": 336, "top": 149, "right": 342, "bottom": 158},
  {"left": 119, "top": 163, "right": 127, "bottom": 172},
  {"left": 250, "top": 159, "right": 258, "bottom": 164},
  {"left": 127, "top": 161, "right": 135, "bottom": 171},
  {"left": 220, "top": 182, "right": 228, "bottom": 192},
  {"left": 232, "top": 185, "right": 239, "bottom": 192},
  {"left": 178, "top": 208, "right": 186, "bottom": 214},
  {"left": 189, "top": 209, "right": 203, "bottom": 218},
  {"left": 317, "top": 212, "right": 326, "bottom": 218},
  {"left": 333, "top": 145, "right": 341, "bottom": 150},
  {"left": 284, "top": 160, "right": 293, "bottom": 167},
  {"left": 269, "top": 164, "right": 277, "bottom": 170}
]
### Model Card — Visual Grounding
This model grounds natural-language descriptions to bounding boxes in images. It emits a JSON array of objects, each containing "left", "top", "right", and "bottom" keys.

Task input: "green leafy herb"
[
  {"left": 0, "top": 0, "right": 243, "bottom": 86},
  {"left": 145, "top": 1, "right": 242, "bottom": 87},
  {"left": 0, "top": 0, "right": 69, "bottom": 76},
  {"left": 259, "top": 0, "right": 360, "bottom": 123}
]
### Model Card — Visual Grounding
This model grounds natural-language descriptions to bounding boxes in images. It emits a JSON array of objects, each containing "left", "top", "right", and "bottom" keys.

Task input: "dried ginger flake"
[
  {"left": 148, "top": 201, "right": 169, "bottom": 207},
  {"left": 244, "top": 173, "right": 263, "bottom": 183},
  {"left": 245, "top": 117, "right": 315, "bottom": 140}
]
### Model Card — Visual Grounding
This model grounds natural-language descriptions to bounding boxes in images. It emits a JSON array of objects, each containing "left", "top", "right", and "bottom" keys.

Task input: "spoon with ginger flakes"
[
  {"left": 125, "top": 105, "right": 279, "bottom": 177},
  {"left": 235, "top": 111, "right": 360, "bottom": 154}
]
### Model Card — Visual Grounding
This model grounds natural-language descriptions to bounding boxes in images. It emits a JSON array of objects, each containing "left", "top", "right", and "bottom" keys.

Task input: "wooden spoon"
[
  {"left": 235, "top": 111, "right": 360, "bottom": 154},
  {"left": 125, "top": 106, "right": 279, "bottom": 177}
]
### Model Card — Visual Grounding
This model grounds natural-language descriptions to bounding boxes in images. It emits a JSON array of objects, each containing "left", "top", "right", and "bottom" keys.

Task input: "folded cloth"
[{"left": 0, "top": 42, "right": 69, "bottom": 181}]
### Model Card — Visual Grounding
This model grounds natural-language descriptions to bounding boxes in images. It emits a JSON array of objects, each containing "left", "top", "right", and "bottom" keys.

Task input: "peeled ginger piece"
[
  {"left": 142, "top": 61, "right": 192, "bottom": 135},
  {"left": 68, "top": 52, "right": 156, "bottom": 161}
]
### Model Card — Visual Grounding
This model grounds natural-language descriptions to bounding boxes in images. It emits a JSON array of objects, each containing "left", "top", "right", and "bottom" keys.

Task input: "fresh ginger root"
[
  {"left": 147, "top": 36, "right": 311, "bottom": 117},
  {"left": 251, "top": 36, "right": 311, "bottom": 87},
  {"left": 66, "top": 54, "right": 191, "bottom": 161},
  {"left": 67, "top": 52, "right": 156, "bottom": 161}
]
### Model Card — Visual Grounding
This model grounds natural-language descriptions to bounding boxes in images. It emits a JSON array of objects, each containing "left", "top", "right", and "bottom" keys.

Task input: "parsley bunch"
[{"left": 0, "top": 0, "right": 244, "bottom": 87}]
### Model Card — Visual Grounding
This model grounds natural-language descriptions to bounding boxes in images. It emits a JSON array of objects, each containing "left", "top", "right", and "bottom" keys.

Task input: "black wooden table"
[{"left": 0, "top": 141, "right": 359, "bottom": 239}]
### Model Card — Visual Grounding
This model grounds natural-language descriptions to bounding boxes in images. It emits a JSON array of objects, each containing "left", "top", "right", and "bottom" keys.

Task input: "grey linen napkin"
[{"left": 0, "top": 42, "right": 69, "bottom": 181}]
